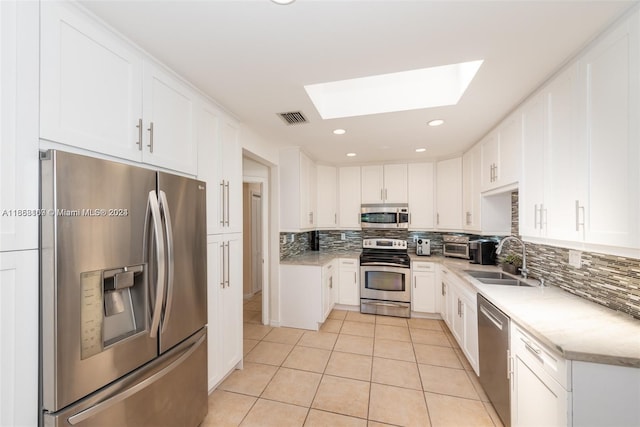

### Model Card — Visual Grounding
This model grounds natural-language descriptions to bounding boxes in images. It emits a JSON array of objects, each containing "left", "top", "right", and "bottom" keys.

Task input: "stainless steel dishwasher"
[{"left": 477, "top": 294, "right": 511, "bottom": 427}]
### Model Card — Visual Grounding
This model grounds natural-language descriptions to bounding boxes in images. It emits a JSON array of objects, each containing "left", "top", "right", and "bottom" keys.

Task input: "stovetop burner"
[{"left": 360, "top": 238, "right": 410, "bottom": 268}]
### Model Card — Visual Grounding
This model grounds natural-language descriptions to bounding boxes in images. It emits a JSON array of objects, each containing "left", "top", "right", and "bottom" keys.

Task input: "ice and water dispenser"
[{"left": 80, "top": 264, "right": 147, "bottom": 359}]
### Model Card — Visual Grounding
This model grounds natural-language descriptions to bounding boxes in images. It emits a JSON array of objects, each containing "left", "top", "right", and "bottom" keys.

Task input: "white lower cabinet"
[
  {"left": 207, "top": 233, "right": 243, "bottom": 391},
  {"left": 0, "top": 250, "right": 38, "bottom": 427},
  {"left": 338, "top": 258, "right": 359, "bottom": 306},
  {"left": 440, "top": 266, "right": 479, "bottom": 374},
  {"left": 511, "top": 322, "right": 640, "bottom": 427},
  {"left": 280, "top": 260, "right": 340, "bottom": 330},
  {"left": 411, "top": 261, "right": 436, "bottom": 313},
  {"left": 511, "top": 323, "right": 570, "bottom": 427}
]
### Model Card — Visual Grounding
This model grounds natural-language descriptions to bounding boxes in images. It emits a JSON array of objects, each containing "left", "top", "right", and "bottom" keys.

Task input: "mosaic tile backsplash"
[{"left": 280, "top": 189, "right": 640, "bottom": 320}]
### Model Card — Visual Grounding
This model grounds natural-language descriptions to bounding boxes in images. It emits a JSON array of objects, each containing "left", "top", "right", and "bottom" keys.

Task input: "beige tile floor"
[{"left": 200, "top": 292, "right": 505, "bottom": 427}]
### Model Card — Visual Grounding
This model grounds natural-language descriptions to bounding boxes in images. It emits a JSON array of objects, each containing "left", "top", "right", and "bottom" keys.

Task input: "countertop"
[
  {"left": 281, "top": 251, "right": 640, "bottom": 368},
  {"left": 440, "top": 257, "right": 640, "bottom": 369}
]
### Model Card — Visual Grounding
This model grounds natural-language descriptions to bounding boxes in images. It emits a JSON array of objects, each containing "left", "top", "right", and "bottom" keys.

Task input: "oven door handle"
[
  {"left": 363, "top": 301, "right": 407, "bottom": 308},
  {"left": 360, "top": 262, "right": 408, "bottom": 268}
]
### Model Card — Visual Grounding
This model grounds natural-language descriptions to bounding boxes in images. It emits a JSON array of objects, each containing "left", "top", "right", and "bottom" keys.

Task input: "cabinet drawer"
[
  {"left": 339, "top": 258, "right": 358, "bottom": 267},
  {"left": 412, "top": 261, "right": 435, "bottom": 272},
  {"left": 512, "top": 324, "right": 570, "bottom": 389}
]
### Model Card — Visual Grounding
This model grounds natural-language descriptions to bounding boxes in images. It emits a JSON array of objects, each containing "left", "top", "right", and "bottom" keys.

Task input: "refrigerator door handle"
[
  {"left": 158, "top": 190, "right": 174, "bottom": 332},
  {"left": 67, "top": 331, "right": 206, "bottom": 425},
  {"left": 148, "top": 190, "right": 166, "bottom": 339}
]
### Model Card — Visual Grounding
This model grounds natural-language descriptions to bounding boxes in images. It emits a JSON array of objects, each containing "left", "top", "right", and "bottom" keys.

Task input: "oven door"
[{"left": 360, "top": 265, "right": 410, "bottom": 303}]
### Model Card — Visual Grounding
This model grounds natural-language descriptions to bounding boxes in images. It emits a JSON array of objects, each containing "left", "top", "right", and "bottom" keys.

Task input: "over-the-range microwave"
[{"left": 360, "top": 204, "right": 409, "bottom": 229}]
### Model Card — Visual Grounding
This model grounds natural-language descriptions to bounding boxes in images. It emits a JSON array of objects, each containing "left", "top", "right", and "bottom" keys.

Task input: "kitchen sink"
[{"left": 464, "top": 270, "right": 533, "bottom": 287}]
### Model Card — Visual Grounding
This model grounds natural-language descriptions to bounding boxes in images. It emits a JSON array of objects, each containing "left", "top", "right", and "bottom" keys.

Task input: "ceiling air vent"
[{"left": 278, "top": 111, "right": 308, "bottom": 125}]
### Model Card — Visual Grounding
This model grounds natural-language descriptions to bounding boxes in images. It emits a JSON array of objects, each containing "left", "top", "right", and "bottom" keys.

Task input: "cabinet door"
[
  {"left": 520, "top": 93, "right": 547, "bottom": 238},
  {"left": 498, "top": 113, "right": 522, "bottom": 187},
  {"left": 436, "top": 157, "right": 462, "bottom": 230},
  {"left": 361, "top": 165, "right": 384, "bottom": 204},
  {"left": 439, "top": 270, "right": 452, "bottom": 329},
  {"left": 338, "top": 166, "right": 362, "bottom": 228},
  {"left": 581, "top": 13, "right": 640, "bottom": 248},
  {"left": 461, "top": 295, "right": 479, "bottom": 374},
  {"left": 544, "top": 64, "right": 583, "bottom": 242},
  {"left": 40, "top": 2, "right": 143, "bottom": 161},
  {"left": 338, "top": 261, "right": 359, "bottom": 306},
  {"left": 317, "top": 165, "right": 337, "bottom": 228},
  {"left": 412, "top": 272, "right": 436, "bottom": 313},
  {"left": 142, "top": 61, "right": 198, "bottom": 175},
  {"left": 322, "top": 262, "right": 335, "bottom": 321},
  {"left": 0, "top": 250, "right": 38, "bottom": 427},
  {"left": 480, "top": 132, "right": 499, "bottom": 191},
  {"left": 407, "top": 163, "right": 434, "bottom": 229},
  {"left": 1, "top": 0, "right": 38, "bottom": 251},
  {"left": 220, "top": 117, "right": 242, "bottom": 233},
  {"left": 197, "top": 103, "right": 222, "bottom": 235},
  {"left": 462, "top": 146, "right": 481, "bottom": 232},
  {"left": 206, "top": 235, "right": 242, "bottom": 389},
  {"left": 383, "top": 164, "right": 408, "bottom": 203},
  {"left": 512, "top": 355, "right": 568, "bottom": 427}
]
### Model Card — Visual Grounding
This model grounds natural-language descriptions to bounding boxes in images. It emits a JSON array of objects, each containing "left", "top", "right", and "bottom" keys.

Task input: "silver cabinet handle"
[
  {"left": 147, "top": 122, "right": 154, "bottom": 153},
  {"left": 158, "top": 191, "right": 174, "bottom": 333},
  {"left": 575, "top": 200, "right": 585, "bottom": 232},
  {"left": 523, "top": 339, "right": 544, "bottom": 362},
  {"left": 219, "top": 181, "right": 225, "bottom": 226},
  {"left": 146, "top": 191, "right": 165, "bottom": 339},
  {"left": 225, "top": 242, "right": 230, "bottom": 287},
  {"left": 384, "top": 188, "right": 388, "bottom": 201},
  {"left": 136, "top": 118, "right": 143, "bottom": 151},
  {"left": 437, "top": 213, "right": 440, "bottom": 225},
  {"left": 224, "top": 181, "right": 230, "bottom": 227},
  {"left": 353, "top": 271, "right": 357, "bottom": 284},
  {"left": 380, "top": 188, "right": 384, "bottom": 201},
  {"left": 441, "top": 282, "right": 446, "bottom": 296},
  {"left": 534, "top": 204, "right": 538, "bottom": 229},
  {"left": 219, "top": 242, "right": 225, "bottom": 288}
]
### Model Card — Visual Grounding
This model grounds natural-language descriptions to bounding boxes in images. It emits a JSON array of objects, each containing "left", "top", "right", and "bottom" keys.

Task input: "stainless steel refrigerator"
[{"left": 40, "top": 150, "right": 208, "bottom": 427}]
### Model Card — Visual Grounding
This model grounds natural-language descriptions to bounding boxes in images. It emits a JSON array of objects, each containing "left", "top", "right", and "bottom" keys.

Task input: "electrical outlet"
[
  {"left": 568, "top": 250, "right": 582, "bottom": 268},
  {"left": 413, "top": 236, "right": 418, "bottom": 242},
  {"left": 281, "top": 235, "right": 287, "bottom": 244},
  {"left": 289, "top": 234, "right": 295, "bottom": 243},
  {"left": 341, "top": 233, "right": 346, "bottom": 240}
]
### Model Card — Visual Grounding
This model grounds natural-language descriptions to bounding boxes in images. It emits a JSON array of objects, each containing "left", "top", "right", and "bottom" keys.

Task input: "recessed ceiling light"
[
  {"left": 304, "top": 60, "right": 483, "bottom": 119},
  {"left": 415, "top": 148, "right": 427, "bottom": 153},
  {"left": 333, "top": 129, "right": 346, "bottom": 135},
  {"left": 270, "top": 0, "right": 295, "bottom": 5},
  {"left": 428, "top": 119, "right": 445, "bottom": 127},
  {"left": 346, "top": 153, "right": 357, "bottom": 157}
]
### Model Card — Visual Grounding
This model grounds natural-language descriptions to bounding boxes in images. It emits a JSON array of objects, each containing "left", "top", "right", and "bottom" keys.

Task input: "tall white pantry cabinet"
[{"left": 1, "top": 1, "right": 39, "bottom": 426}]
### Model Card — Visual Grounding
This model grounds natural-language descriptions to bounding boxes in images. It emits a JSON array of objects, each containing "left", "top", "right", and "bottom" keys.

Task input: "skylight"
[{"left": 304, "top": 60, "right": 483, "bottom": 119}]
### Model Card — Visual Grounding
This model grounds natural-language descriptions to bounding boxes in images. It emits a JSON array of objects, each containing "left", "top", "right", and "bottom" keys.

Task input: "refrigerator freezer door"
[
  {"left": 43, "top": 328, "right": 208, "bottom": 427},
  {"left": 157, "top": 172, "right": 207, "bottom": 353},
  {"left": 41, "top": 151, "right": 158, "bottom": 412}
]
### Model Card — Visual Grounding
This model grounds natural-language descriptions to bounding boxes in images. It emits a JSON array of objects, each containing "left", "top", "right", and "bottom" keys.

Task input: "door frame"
[{"left": 242, "top": 176, "right": 269, "bottom": 325}]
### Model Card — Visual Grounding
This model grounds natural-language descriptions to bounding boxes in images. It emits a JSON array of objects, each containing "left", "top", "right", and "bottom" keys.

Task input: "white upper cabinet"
[
  {"left": 521, "top": 9, "right": 640, "bottom": 252},
  {"left": 279, "top": 147, "right": 317, "bottom": 231},
  {"left": 407, "top": 162, "right": 435, "bottom": 230},
  {"left": 361, "top": 164, "right": 408, "bottom": 204},
  {"left": 436, "top": 157, "right": 463, "bottom": 231},
  {"left": 579, "top": 11, "right": 640, "bottom": 249},
  {"left": 142, "top": 61, "right": 198, "bottom": 175},
  {"left": 40, "top": 2, "right": 143, "bottom": 162},
  {"left": 480, "top": 113, "right": 522, "bottom": 192},
  {"left": 317, "top": 165, "right": 338, "bottom": 229},
  {"left": 1, "top": 0, "right": 39, "bottom": 252},
  {"left": 338, "top": 166, "right": 362, "bottom": 229},
  {"left": 462, "top": 146, "right": 481, "bottom": 232},
  {"left": 196, "top": 102, "right": 242, "bottom": 235},
  {"left": 40, "top": 2, "right": 198, "bottom": 175}
]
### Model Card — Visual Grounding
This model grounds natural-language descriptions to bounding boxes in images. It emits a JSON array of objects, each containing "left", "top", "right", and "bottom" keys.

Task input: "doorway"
[{"left": 242, "top": 182, "right": 265, "bottom": 325}]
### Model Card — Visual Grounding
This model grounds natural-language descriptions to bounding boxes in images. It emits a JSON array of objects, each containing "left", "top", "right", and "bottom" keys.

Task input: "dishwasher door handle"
[{"left": 480, "top": 305, "right": 504, "bottom": 330}]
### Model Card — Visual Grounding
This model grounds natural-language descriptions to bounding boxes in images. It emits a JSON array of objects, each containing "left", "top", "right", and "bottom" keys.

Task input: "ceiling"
[{"left": 81, "top": 0, "right": 636, "bottom": 165}]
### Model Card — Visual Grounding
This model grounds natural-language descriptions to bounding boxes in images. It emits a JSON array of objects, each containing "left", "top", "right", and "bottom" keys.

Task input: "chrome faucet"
[{"left": 496, "top": 236, "right": 528, "bottom": 279}]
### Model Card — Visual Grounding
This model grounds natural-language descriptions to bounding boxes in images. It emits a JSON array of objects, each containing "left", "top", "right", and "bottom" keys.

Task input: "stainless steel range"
[{"left": 360, "top": 238, "right": 411, "bottom": 318}]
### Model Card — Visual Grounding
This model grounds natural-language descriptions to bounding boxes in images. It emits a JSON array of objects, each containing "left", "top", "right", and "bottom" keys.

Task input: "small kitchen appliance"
[
  {"left": 443, "top": 235, "right": 470, "bottom": 259},
  {"left": 469, "top": 239, "right": 497, "bottom": 265},
  {"left": 416, "top": 239, "right": 431, "bottom": 256}
]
